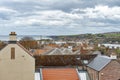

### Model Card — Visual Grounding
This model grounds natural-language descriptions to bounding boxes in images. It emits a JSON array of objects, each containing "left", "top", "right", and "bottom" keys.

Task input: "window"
[{"left": 11, "top": 47, "right": 15, "bottom": 59}]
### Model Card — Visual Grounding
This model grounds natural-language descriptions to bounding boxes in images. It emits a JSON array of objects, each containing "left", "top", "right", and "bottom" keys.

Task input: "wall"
[
  {"left": 0, "top": 44, "right": 35, "bottom": 80},
  {"left": 87, "top": 60, "right": 120, "bottom": 80},
  {"left": 87, "top": 67, "right": 98, "bottom": 80},
  {"left": 99, "top": 60, "right": 120, "bottom": 80}
]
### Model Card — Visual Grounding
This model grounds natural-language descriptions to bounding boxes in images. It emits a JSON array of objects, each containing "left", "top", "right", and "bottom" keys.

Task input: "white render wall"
[{"left": 0, "top": 44, "right": 35, "bottom": 80}]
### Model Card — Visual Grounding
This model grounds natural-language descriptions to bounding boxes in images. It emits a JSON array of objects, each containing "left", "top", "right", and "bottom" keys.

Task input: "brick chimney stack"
[{"left": 9, "top": 32, "right": 17, "bottom": 43}]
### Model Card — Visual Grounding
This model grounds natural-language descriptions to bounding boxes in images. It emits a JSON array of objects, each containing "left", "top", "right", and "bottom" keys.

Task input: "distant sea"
[{"left": 0, "top": 35, "right": 52, "bottom": 41}]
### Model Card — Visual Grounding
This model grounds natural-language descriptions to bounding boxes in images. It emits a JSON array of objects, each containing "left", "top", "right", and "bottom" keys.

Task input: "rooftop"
[
  {"left": 87, "top": 55, "right": 111, "bottom": 71},
  {"left": 42, "top": 68, "right": 79, "bottom": 80}
]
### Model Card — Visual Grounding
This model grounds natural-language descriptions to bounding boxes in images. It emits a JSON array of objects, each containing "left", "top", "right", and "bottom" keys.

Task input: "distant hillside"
[
  {"left": 51, "top": 32, "right": 120, "bottom": 39},
  {"left": 50, "top": 32, "right": 120, "bottom": 44},
  {"left": 103, "top": 32, "right": 120, "bottom": 38}
]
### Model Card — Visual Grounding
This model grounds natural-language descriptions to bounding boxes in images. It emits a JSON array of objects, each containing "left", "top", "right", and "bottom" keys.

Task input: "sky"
[{"left": 0, "top": 0, "right": 120, "bottom": 35}]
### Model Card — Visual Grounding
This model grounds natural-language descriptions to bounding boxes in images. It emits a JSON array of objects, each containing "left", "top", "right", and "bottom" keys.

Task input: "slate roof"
[
  {"left": 62, "top": 48, "right": 73, "bottom": 55},
  {"left": 43, "top": 49, "right": 54, "bottom": 55},
  {"left": 49, "top": 48, "right": 63, "bottom": 55},
  {"left": 43, "top": 48, "right": 74, "bottom": 55},
  {"left": 43, "top": 48, "right": 63, "bottom": 55},
  {"left": 73, "top": 50, "right": 81, "bottom": 55},
  {"left": 87, "top": 55, "right": 111, "bottom": 71}
]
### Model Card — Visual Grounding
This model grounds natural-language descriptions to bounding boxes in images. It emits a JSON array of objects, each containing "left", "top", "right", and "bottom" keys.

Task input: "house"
[
  {"left": 0, "top": 32, "right": 35, "bottom": 80},
  {"left": 100, "top": 44, "right": 120, "bottom": 49},
  {"left": 38, "top": 48, "right": 79, "bottom": 55},
  {"left": 87, "top": 55, "right": 120, "bottom": 80}
]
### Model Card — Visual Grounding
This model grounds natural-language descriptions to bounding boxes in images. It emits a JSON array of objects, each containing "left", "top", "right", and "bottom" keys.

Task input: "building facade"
[
  {"left": 0, "top": 32, "right": 35, "bottom": 80},
  {"left": 87, "top": 56, "right": 120, "bottom": 80}
]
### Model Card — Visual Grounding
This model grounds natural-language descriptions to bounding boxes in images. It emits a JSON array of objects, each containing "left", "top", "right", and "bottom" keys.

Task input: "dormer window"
[{"left": 11, "top": 47, "right": 15, "bottom": 59}]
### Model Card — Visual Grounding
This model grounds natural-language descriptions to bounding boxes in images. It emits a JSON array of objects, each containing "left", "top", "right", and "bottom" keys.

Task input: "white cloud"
[
  {"left": 11, "top": 0, "right": 80, "bottom": 2},
  {"left": 0, "top": 0, "right": 120, "bottom": 35},
  {"left": 72, "top": 5, "right": 120, "bottom": 19},
  {"left": 5, "top": 10, "right": 83, "bottom": 27},
  {"left": 35, "top": 10, "right": 82, "bottom": 19},
  {"left": 0, "top": 7, "right": 17, "bottom": 12}
]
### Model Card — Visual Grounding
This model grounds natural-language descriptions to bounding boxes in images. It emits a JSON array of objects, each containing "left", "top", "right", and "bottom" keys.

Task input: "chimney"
[
  {"left": 110, "top": 52, "right": 117, "bottom": 59},
  {"left": 9, "top": 32, "right": 17, "bottom": 43}
]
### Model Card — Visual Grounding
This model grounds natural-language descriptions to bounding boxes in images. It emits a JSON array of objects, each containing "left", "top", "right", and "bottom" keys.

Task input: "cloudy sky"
[{"left": 0, "top": 0, "right": 120, "bottom": 35}]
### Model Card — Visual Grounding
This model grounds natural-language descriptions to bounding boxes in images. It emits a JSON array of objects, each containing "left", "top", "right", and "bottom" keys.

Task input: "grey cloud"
[{"left": 0, "top": 0, "right": 120, "bottom": 35}]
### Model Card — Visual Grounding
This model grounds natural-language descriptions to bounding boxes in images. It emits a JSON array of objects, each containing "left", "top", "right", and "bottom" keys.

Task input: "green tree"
[{"left": 115, "top": 48, "right": 120, "bottom": 58}]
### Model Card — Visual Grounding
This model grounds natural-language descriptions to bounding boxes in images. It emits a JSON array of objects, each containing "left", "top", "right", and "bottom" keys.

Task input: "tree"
[
  {"left": 21, "top": 36, "right": 34, "bottom": 41},
  {"left": 19, "top": 36, "right": 38, "bottom": 50},
  {"left": 0, "top": 41, "right": 6, "bottom": 50},
  {"left": 115, "top": 48, "right": 120, "bottom": 58}
]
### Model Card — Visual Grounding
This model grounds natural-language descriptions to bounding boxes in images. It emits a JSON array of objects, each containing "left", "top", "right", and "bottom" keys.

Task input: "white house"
[
  {"left": 100, "top": 44, "right": 120, "bottom": 49},
  {"left": 0, "top": 32, "right": 35, "bottom": 80}
]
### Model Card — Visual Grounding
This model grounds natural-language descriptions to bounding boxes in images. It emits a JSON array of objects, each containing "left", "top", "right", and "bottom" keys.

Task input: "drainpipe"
[
  {"left": 98, "top": 71, "right": 99, "bottom": 80},
  {"left": 86, "top": 67, "right": 91, "bottom": 80}
]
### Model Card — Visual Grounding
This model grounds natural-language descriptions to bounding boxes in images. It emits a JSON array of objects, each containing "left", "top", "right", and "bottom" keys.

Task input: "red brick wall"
[
  {"left": 87, "top": 60, "right": 120, "bottom": 80},
  {"left": 100, "top": 60, "right": 120, "bottom": 80}
]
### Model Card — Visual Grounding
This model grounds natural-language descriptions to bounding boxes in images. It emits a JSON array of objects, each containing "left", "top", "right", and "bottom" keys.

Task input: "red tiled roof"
[
  {"left": 47, "top": 44, "right": 59, "bottom": 48},
  {"left": 42, "top": 68, "right": 79, "bottom": 80}
]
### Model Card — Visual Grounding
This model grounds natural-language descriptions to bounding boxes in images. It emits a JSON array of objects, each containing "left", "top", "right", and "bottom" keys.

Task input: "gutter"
[{"left": 40, "top": 68, "right": 43, "bottom": 80}]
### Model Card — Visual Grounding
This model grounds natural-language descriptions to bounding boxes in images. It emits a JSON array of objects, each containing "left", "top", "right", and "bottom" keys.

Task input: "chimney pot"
[{"left": 10, "top": 32, "right": 16, "bottom": 35}]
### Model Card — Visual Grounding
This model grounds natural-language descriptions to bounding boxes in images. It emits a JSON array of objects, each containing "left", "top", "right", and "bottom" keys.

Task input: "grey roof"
[
  {"left": 73, "top": 50, "right": 81, "bottom": 55},
  {"left": 49, "top": 48, "right": 63, "bottom": 55},
  {"left": 60, "top": 47, "right": 65, "bottom": 51},
  {"left": 87, "top": 55, "right": 111, "bottom": 71},
  {"left": 42, "top": 49, "right": 54, "bottom": 55},
  {"left": 43, "top": 48, "right": 63, "bottom": 55},
  {"left": 62, "top": 48, "right": 73, "bottom": 55}
]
